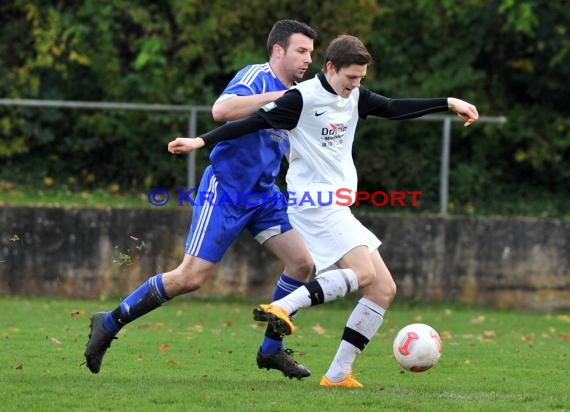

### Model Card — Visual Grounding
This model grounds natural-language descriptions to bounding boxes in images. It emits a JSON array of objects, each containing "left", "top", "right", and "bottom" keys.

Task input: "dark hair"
[
  {"left": 323, "top": 35, "right": 371, "bottom": 71},
  {"left": 267, "top": 19, "right": 317, "bottom": 56}
]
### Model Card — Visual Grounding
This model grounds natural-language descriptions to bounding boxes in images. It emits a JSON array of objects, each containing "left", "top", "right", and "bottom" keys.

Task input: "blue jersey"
[
  {"left": 185, "top": 63, "right": 293, "bottom": 262},
  {"left": 210, "top": 63, "right": 289, "bottom": 195}
]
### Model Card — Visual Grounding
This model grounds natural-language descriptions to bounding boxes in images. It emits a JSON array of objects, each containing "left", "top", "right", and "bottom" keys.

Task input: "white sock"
[
  {"left": 272, "top": 268, "right": 359, "bottom": 314},
  {"left": 325, "top": 297, "right": 386, "bottom": 382}
]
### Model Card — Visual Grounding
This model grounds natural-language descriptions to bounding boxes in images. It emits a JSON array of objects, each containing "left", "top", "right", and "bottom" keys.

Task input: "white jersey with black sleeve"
[
  {"left": 200, "top": 72, "right": 449, "bottom": 213},
  {"left": 199, "top": 73, "right": 449, "bottom": 268}
]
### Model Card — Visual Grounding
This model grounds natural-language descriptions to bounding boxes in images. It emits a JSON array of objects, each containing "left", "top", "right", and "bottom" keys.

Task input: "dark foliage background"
[{"left": 1, "top": 0, "right": 568, "bottom": 217}]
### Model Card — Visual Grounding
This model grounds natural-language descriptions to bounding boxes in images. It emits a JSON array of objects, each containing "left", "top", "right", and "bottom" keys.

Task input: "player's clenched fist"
[
  {"left": 447, "top": 97, "right": 479, "bottom": 127},
  {"left": 168, "top": 137, "right": 205, "bottom": 154}
]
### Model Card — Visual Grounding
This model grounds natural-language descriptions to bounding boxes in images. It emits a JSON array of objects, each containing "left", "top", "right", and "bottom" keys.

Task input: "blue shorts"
[{"left": 185, "top": 165, "right": 292, "bottom": 262}]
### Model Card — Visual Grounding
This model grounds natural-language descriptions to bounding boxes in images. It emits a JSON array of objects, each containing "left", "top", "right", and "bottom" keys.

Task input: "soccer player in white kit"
[{"left": 168, "top": 34, "right": 479, "bottom": 387}]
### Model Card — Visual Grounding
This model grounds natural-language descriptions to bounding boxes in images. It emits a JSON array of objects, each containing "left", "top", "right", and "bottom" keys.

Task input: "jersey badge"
[{"left": 261, "top": 102, "right": 277, "bottom": 112}]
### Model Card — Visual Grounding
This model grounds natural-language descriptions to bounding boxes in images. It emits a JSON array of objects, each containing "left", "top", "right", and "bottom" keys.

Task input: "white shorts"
[{"left": 288, "top": 206, "right": 381, "bottom": 272}]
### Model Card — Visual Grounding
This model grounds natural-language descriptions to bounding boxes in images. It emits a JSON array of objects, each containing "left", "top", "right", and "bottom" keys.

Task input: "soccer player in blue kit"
[{"left": 84, "top": 20, "right": 317, "bottom": 379}]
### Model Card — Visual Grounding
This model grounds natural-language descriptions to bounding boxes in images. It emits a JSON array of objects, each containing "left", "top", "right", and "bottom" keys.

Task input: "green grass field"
[
  {"left": 0, "top": 184, "right": 156, "bottom": 209},
  {"left": 1, "top": 296, "right": 568, "bottom": 411}
]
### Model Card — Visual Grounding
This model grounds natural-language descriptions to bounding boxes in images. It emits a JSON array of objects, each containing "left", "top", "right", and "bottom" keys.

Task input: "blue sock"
[
  {"left": 260, "top": 273, "right": 305, "bottom": 354},
  {"left": 103, "top": 274, "right": 170, "bottom": 335}
]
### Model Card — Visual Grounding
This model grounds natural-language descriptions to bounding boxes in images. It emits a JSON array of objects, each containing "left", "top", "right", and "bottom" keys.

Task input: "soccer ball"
[{"left": 393, "top": 323, "right": 442, "bottom": 372}]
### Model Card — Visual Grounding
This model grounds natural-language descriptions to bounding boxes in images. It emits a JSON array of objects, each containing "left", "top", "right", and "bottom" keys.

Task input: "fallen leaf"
[
  {"left": 188, "top": 324, "right": 203, "bottom": 333},
  {"left": 51, "top": 337, "right": 61, "bottom": 346},
  {"left": 168, "top": 359, "right": 179, "bottom": 365},
  {"left": 441, "top": 330, "right": 452, "bottom": 339},
  {"left": 482, "top": 330, "right": 496, "bottom": 339},
  {"left": 470, "top": 315, "right": 486, "bottom": 324},
  {"left": 159, "top": 343, "right": 170, "bottom": 352},
  {"left": 225, "top": 320, "right": 234, "bottom": 327},
  {"left": 15, "top": 363, "right": 23, "bottom": 370},
  {"left": 71, "top": 309, "right": 85, "bottom": 317},
  {"left": 312, "top": 323, "right": 327, "bottom": 335}
]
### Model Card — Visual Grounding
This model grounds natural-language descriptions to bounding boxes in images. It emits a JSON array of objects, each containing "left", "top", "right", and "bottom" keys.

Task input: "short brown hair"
[
  {"left": 267, "top": 20, "right": 317, "bottom": 56},
  {"left": 323, "top": 35, "right": 371, "bottom": 71}
]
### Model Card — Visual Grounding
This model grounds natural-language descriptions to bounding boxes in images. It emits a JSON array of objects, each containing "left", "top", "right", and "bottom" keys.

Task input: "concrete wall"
[{"left": 1, "top": 206, "right": 568, "bottom": 311}]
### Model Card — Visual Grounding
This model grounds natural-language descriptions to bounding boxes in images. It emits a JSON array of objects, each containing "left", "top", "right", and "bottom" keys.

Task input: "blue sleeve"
[
  {"left": 219, "top": 65, "right": 266, "bottom": 98},
  {"left": 201, "top": 89, "right": 302, "bottom": 147}
]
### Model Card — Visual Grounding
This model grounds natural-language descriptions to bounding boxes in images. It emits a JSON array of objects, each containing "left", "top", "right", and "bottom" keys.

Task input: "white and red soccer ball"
[{"left": 393, "top": 323, "right": 442, "bottom": 372}]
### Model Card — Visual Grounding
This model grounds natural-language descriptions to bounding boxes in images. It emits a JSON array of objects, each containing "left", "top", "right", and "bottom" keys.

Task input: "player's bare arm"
[
  {"left": 447, "top": 97, "right": 479, "bottom": 126},
  {"left": 212, "top": 91, "right": 286, "bottom": 121},
  {"left": 168, "top": 137, "right": 205, "bottom": 154}
]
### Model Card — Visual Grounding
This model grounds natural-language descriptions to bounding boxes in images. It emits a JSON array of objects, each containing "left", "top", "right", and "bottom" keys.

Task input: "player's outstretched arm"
[
  {"left": 168, "top": 137, "right": 205, "bottom": 154},
  {"left": 168, "top": 109, "right": 274, "bottom": 154},
  {"left": 447, "top": 97, "right": 479, "bottom": 127}
]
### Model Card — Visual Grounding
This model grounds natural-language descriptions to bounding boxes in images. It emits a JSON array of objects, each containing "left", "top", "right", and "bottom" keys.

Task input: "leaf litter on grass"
[{"left": 1, "top": 297, "right": 569, "bottom": 412}]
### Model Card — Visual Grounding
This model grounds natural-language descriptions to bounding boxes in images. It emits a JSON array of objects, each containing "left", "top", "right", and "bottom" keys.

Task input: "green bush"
[{"left": 0, "top": 0, "right": 568, "bottom": 218}]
